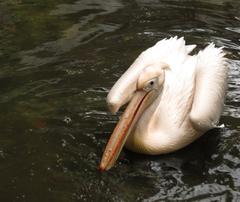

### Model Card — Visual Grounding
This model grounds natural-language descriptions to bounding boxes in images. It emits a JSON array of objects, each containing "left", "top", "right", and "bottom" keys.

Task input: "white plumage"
[{"left": 100, "top": 37, "right": 228, "bottom": 171}]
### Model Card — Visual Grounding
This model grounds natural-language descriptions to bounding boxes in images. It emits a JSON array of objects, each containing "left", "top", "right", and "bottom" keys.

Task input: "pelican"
[{"left": 99, "top": 37, "right": 228, "bottom": 171}]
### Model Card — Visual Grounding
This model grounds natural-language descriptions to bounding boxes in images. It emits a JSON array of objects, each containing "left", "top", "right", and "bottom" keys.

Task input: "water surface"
[{"left": 0, "top": 0, "right": 240, "bottom": 201}]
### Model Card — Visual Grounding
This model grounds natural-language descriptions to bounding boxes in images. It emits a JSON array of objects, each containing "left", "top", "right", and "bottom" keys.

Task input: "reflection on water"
[{"left": 0, "top": 0, "right": 239, "bottom": 201}]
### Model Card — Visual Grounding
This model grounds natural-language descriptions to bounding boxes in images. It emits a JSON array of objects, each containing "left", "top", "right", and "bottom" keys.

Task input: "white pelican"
[{"left": 99, "top": 37, "right": 228, "bottom": 171}]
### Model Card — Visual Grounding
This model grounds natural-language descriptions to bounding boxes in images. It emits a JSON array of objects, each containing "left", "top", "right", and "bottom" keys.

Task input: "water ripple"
[
  {"left": 18, "top": 0, "right": 123, "bottom": 70},
  {"left": 1, "top": 0, "right": 240, "bottom": 201}
]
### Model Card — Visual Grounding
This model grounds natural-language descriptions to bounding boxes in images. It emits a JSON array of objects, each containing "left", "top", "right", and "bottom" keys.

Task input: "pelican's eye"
[{"left": 143, "top": 77, "right": 158, "bottom": 91}]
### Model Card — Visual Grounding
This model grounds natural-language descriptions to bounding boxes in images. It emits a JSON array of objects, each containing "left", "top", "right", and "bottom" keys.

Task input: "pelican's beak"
[
  {"left": 99, "top": 89, "right": 157, "bottom": 171},
  {"left": 99, "top": 52, "right": 164, "bottom": 171}
]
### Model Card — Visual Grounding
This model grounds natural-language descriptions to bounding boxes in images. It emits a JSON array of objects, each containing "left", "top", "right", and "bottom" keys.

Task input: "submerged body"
[{"left": 100, "top": 37, "right": 228, "bottom": 171}]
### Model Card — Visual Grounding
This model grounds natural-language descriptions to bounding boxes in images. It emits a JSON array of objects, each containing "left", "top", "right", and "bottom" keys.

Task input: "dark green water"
[{"left": 0, "top": 0, "right": 240, "bottom": 201}]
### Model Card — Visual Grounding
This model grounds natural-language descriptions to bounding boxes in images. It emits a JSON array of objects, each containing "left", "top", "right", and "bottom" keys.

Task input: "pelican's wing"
[{"left": 189, "top": 44, "right": 228, "bottom": 132}]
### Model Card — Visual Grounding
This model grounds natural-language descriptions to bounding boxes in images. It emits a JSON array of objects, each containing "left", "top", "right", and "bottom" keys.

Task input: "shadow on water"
[{"left": 0, "top": 0, "right": 240, "bottom": 201}]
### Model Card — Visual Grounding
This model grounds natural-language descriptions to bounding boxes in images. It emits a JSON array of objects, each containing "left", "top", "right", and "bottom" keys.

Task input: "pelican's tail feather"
[{"left": 197, "top": 43, "right": 226, "bottom": 68}]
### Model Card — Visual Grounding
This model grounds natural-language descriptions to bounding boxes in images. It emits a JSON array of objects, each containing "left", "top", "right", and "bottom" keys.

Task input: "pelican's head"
[{"left": 100, "top": 59, "right": 169, "bottom": 171}]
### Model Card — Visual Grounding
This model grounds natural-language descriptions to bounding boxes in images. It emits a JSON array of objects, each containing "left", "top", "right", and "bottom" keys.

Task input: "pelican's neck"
[
  {"left": 149, "top": 56, "right": 197, "bottom": 129},
  {"left": 125, "top": 56, "right": 198, "bottom": 154}
]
